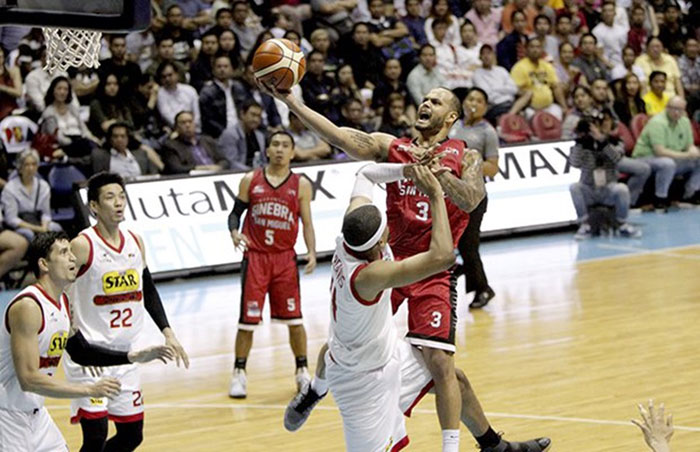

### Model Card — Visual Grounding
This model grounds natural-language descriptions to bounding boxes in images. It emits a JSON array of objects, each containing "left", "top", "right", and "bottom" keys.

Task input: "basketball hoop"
[{"left": 42, "top": 27, "right": 103, "bottom": 74}]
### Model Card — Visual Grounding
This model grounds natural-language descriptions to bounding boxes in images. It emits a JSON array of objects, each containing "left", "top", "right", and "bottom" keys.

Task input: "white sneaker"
[
  {"left": 295, "top": 367, "right": 311, "bottom": 393},
  {"left": 229, "top": 369, "right": 247, "bottom": 399},
  {"left": 574, "top": 223, "right": 592, "bottom": 240}
]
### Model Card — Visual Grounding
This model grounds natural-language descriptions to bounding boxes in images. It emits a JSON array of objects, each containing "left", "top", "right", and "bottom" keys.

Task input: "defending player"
[
  {"left": 227, "top": 131, "right": 316, "bottom": 398},
  {"left": 0, "top": 231, "right": 173, "bottom": 452},
  {"left": 64, "top": 172, "right": 190, "bottom": 452},
  {"left": 327, "top": 163, "right": 455, "bottom": 451},
  {"left": 269, "top": 85, "right": 550, "bottom": 451}
]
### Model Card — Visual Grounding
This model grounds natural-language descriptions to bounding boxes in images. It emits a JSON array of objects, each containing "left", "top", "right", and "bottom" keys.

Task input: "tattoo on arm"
[
  {"left": 341, "top": 129, "right": 381, "bottom": 160},
  {"left": 437, "top": 150, "right": 486, "bottom": 213}
]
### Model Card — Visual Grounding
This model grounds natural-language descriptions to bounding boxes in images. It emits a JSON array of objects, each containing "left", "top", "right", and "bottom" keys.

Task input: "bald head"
[
  {"left": 666, "top": 96, "right": 687, "bottom": 122},
  {"left": 667, "top": 96, "right": 686, "bottom": 110}
]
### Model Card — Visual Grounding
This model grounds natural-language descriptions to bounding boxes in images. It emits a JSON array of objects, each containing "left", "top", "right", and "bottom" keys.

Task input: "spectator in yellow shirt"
[
  {"left": 510, "top": 37, "right": 567, "bottom": 119},
  {"left": 643, "top": 71, "right": 671, "bottom": 116},
  {"left": 635, "top": 37, "right": 683, "bottom": 98}
]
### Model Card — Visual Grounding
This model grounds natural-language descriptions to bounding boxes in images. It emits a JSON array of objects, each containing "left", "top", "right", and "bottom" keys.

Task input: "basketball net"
[{"left": 42, "top": 27, "right": 103, "bottom": 74}]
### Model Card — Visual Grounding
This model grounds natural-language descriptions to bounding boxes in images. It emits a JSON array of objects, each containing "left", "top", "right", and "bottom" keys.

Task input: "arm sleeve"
[
  {"left": 351, "top": 163, "right": 406, "bottom": 200},
  {"left": 227, "top": 197, "right": 249, "bottom": 232},
  {"left": 65, "top": 330, "right": 130, "bottom": 366},
  {"left": 143, "top": 267, "right": 170, "bottom": 331}
]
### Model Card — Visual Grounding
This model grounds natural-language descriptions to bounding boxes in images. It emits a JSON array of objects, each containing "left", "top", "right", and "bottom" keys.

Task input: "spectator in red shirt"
[{"left": 627, "top": 5, "right": 648, "bottom": 56}]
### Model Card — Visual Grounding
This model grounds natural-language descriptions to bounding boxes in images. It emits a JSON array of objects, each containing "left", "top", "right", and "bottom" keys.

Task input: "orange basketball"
[{"left": 252, "top": 38, "right": 306, "bottom": 91}]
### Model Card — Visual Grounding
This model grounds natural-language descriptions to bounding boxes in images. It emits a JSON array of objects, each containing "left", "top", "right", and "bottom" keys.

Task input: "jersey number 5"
[
  {"left": 416, "top": 201, "right": 430, "bottom": 222},
  {"left": 265, "top": 230, "right": 275, "bottom": 245},
  {"left": 110, "top": 308, "right": 133, "bottom": 328}
]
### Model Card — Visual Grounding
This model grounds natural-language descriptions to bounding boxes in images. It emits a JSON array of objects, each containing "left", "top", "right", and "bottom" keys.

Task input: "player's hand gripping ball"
[{"left": 252, "top": 38, "right": 306, "bottom": 91}]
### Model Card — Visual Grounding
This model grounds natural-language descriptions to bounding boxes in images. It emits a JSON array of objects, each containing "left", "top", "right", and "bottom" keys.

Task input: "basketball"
[{"left": 252, "top": 38, "right": 306, "bottom": 91}]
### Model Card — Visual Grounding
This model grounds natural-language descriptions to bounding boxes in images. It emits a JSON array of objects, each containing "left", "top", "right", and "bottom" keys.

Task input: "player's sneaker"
[
  {"left": 617, "top": 223, "right": 642, "bottom": 238},
  {"left": 480, "top": 436, "right": 551, "bottom": 452},
  {"left": 574, "top": 223, "right": 591, "bottom": 240},
  {"left": 295, "top": 367, "right": 311, "bottom": 393},
  {"left": 284, "top": 382, "right": 326, "bottom": 432},
  {"left": 228, "top": 369, "right": 247, "bottom": 399}
]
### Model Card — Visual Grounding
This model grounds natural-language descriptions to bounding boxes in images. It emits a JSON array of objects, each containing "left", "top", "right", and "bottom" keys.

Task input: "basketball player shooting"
[
  {"left": 266, "top": 84, "right": 550, "bottom": 451},
  {"left": 227, "top": 131, "right": 316, "bottom": 398},
  {"left": 64, "top": 172, "right": 189, "bottom": 452}
]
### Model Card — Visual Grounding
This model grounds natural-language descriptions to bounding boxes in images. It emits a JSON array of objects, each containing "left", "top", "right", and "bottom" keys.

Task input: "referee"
[{"left": 449, "top": 87, "right": 499, "bottom": 309}]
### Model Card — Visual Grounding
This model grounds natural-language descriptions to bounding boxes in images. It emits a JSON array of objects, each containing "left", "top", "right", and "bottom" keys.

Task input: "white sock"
[
  {"left": 442, "top": 429, "right": 460, "bottom": 452},
  {"left": 310, "top": 376, "right": 328, "bottom": 395}
]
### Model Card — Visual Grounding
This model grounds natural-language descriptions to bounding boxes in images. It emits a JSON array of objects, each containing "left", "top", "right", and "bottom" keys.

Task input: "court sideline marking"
[{"left": 45, "top": 403, "right": 700, "bottom": 432}]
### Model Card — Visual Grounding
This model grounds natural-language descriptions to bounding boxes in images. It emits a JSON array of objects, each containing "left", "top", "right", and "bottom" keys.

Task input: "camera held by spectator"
[{"left": 568, "top": 108, "right": 641, "bottom": 240}]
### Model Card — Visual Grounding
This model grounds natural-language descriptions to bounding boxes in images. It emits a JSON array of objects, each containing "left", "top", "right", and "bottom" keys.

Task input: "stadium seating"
[
  {"left": 530, "top": 111, "right": 562, "bottom": 140},
  {"left": 498, "top": 113, "right": 533, "bottom": 143},
  {"left": 630, "top": 114, "right": 649, "bottom": 139}
]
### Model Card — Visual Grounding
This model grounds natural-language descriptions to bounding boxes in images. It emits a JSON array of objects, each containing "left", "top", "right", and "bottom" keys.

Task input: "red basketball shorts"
[
  {"left": 391, "top": 269, "right": 457, "bottom": 352},
  {"left": 238, "top": 249, "right": 302, "bottom": 329}
]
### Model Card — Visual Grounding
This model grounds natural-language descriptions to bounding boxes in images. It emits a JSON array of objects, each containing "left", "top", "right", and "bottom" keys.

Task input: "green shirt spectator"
[{"left": 633, "top": 112, "right": 692, "bottom": 158}]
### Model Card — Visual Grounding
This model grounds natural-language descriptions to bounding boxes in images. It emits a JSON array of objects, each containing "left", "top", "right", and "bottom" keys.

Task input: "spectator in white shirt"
[
  {"left": 532, "top": 14, "right": 560, "bottom": 61},
  {"left": 611, "top": 45, "right": 646, "bottom": 82},
  {"left": 455, "top": 20, "right": 483, "bottom": 76},
  {"left": 432, "top": 19, "right": 474, "bottom": 89},
  {"left": 425, "top": 0, "right": 462, "bottom": 47},
  {"left": 472, "top": 44, "right": 529, "bottom": 123},
  {"left": 592, "top": 1, "right": 628, "bottom": 67},
  {"left": 156, "top": 61, "right": 200, "bottom": 132},
  {"left": 406, "top": 43, "right": 446, "bottom": 105},
  {"left": 24, "top": 48, "right": 77, "bottom": 117}
]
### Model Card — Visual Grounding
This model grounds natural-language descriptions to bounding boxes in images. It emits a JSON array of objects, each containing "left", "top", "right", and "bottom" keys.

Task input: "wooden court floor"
[{"left": 46, "top": 244, "right": 700, "bottom": 451}]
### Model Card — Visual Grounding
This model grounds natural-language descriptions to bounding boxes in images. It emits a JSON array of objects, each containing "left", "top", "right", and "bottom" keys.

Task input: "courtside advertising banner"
[{"left": 77, "top": 140, "right": 579, "bottom": 276}]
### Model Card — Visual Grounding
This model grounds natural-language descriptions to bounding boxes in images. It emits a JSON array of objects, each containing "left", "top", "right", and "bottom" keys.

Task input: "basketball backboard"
[{"left": 0, "top": 0, "right": 150, "bottom": 31}]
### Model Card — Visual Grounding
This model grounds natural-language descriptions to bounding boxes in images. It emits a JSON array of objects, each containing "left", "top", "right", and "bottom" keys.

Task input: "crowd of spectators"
[{"left": 0, "top": 0, "right": 697, "bottom": 271}]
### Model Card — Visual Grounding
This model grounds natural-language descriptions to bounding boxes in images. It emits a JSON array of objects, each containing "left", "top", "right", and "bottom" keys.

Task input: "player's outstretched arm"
[
  {"left": 434, "top": 149, "right": 486, "bottom": 213},
  {"left": 9, "top": 299, "right": 121, "bottom": 399},
  {"left": 132, "top": 232, "right": 190, "bottom": 369},
  {"left": 66, "top": 330, "right": 175, "bottom": 366},
  {"left": 262, "top": 82, "right": 394, "bottom": 162},
  {"left": 298, "top": 177, "right": 317, "bottom": 274},
  {"left": 354, "top": 166, "right": 455, "bottom": 301}
]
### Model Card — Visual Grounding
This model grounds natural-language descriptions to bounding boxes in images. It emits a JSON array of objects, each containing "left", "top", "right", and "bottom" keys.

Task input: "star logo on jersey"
[
  {"left": 252, "top": 185, "right": 264, "bottom": 194},
  {"left": 47, "top": 331, "right": 68, "bottom": 357},
  {"left": 102, "top": 269, "right": 140, "bottom": 294}
]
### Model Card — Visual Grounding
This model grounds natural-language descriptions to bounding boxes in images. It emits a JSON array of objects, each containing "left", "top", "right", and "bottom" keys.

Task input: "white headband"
[{"left": 344, "top": 206, "right": 387, "bottom": 252}]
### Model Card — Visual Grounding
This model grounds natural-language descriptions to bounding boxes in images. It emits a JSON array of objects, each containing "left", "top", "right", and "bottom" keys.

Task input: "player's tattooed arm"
[
  {"left": 435, "top": 149, "right": 486, "bottom": 213},
  {"left": 337, "top": 129, "right": 394, "bottom": 162}
]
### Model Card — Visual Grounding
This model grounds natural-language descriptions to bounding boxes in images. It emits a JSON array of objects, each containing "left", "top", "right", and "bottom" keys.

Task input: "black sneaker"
[
  {"left": 481, "top": 437, "right": 552, "bottom": 451},
  {"left": 683, "top": 192, "right": 700, "bottom": 205},
  {"left": 283, "top": 382, "right": 326, "bottom": 432},
  {"left": 469, "top": 287, "right": 495, "bottom": 309},
  {"left": 654, "top": 197, "right": 670, "bottom": 212}
]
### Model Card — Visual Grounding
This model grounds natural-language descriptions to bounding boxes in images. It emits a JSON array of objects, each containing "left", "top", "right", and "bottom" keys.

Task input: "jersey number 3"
[
  {"left": 416, "top": 201, "right": 430, "bottom": 222},
  {"left": 110, "top": 308, "right": 133, "bottom": 328}
]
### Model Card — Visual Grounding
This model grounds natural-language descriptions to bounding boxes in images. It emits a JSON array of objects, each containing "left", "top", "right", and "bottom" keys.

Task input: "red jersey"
[
  {"left": 242, "top": 169, "right": 301, "bottom": 253},
  {"left": 386, "top": 137, "right": 470, "bottom": 258}
]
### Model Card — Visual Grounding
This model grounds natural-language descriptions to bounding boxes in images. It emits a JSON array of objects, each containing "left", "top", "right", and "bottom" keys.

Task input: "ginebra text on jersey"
[{"left": 251, "top": 201, "right": 295, "bottom": 222}]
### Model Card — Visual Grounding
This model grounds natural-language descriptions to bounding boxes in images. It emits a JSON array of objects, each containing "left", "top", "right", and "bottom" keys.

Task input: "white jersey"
[
  {"left": 0, "top": 285, "right": 70, "bottom": 411},
  {"left": 66, "top": 226, "right": 145, "bottom": 352},
  {"left": 328, "top": 236, "right": 396, "bottom": 372}
]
